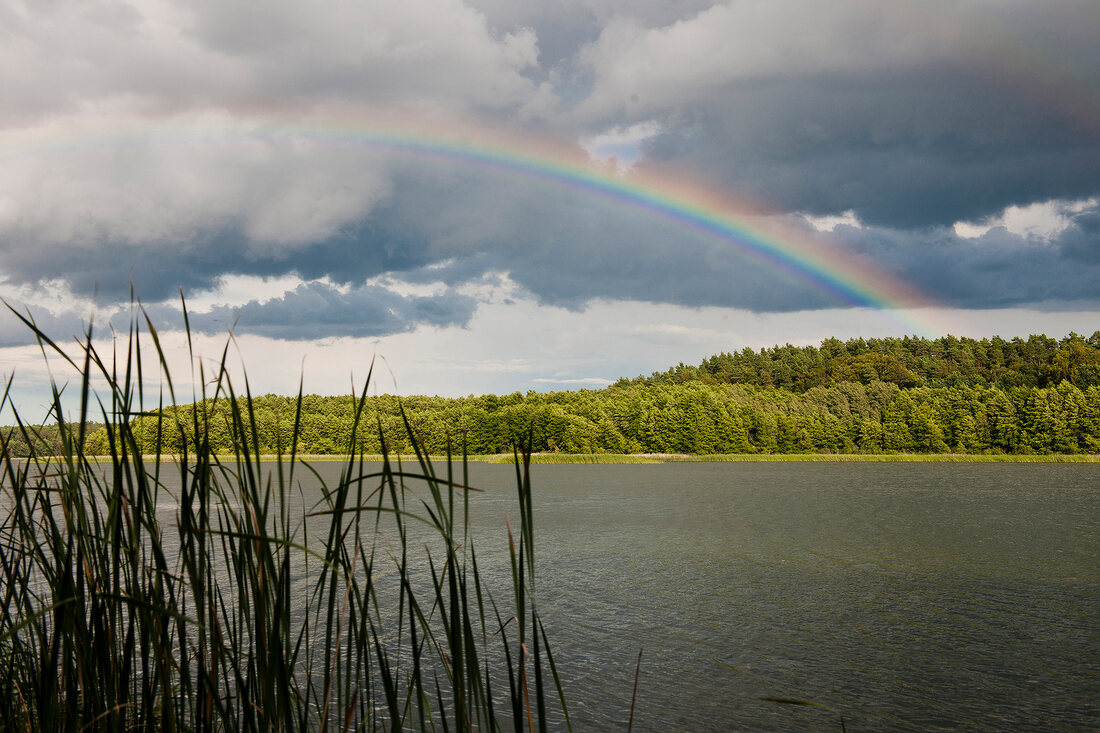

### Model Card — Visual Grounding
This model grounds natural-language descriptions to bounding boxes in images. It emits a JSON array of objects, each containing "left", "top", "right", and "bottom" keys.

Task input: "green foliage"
[
  {"left": 632, "top": 332, "right": 1100, "bottom": 392},
  {"left": 96, "top": 375, "right": 1100, "bottom": 458}
]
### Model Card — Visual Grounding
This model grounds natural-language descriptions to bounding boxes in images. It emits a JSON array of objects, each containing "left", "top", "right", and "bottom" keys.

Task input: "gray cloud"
[
  {"left": 574, "top": 1, "right": 1100, "bottom": 229},
  {"left": 291, "top": 167, "right": 847, "bottom": 311},
  {"left": 0, "top": 302, "right": 89, "bottom": 349},
  {"left": 630, "top": 70, "right": 1100, "bottom": 229},
  {"left": 218, "top": 169, "right": 1100, "bottom": 315},
  {"left": 405, "top": 185, "right": 1100, "bottom": 311},
  {"left": 465, "top": 0, "right": 716, "bottom": 75},
  {"left": 0, "top": 0, "right": 542, "bottom": 124},
  {"left": 181, "top": 281, "right": 478, "bottom": 340},
  {"left": 2, "top": 0, "right": 1098, "bottom": 348},
  {"left": 834, "top": 206, "right": 1100, "bottom": 308},
  {"left": 4, "top": 154, "right": 1098, "bottom": 352}
]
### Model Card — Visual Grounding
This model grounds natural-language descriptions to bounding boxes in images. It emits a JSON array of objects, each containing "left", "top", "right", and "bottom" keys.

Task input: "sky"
[{"left": 1, "top": 0, "right": 1099, "bottom": 418}]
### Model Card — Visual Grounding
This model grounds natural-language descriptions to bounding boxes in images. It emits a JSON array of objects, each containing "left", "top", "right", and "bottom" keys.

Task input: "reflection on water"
[{"left": 145, "top": 461, "right": 1097, "bottom": 731}]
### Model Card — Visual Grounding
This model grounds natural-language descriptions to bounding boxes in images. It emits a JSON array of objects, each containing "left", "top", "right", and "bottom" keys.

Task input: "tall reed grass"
[{"left": 0, "top": 301, "right": 570, "bottom": 731}]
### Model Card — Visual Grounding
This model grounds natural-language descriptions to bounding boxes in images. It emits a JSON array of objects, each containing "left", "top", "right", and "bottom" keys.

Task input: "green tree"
[
  {"left": 1018, "top": 390, "right": 1055, "bottom": 453},
  {"left": 910, "top": 401, "right": 949, "bottom": 453},
  {"left": 883, "top": 394, "right": 914, "bottom": 452},
  {"left": 985, "top": 388, "right": 1020, "bottom": 453}
]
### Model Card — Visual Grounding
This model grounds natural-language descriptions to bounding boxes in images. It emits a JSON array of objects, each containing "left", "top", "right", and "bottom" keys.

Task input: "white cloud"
[
  {"left": 0, "top": 0, "right": 545, "bottom": 123},
  {"left": 953, "top": 197, "right": 1098, "bottom": 240},
  {"left": 572, "top": 1, "right": 964, "bottom": 121},
  {"left": 953, "top": 220, "right": 994, "bottom": 239},
  {"left": 184, "top": 273, "right": 310, "bottom": 312},
  {"left": 0, "top": 0, "right": 236, "bottom": 125},
  {"left": 0, "top": 111, "right": 394, "bottom": 257},
  {"left": 804, "top": 210, "right": 862, "bottom": 233},
  {"left": 580, "top": 120, "right": 662, "bottom": 168}
]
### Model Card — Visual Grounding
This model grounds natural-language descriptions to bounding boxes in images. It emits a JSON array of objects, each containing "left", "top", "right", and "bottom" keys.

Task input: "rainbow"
[{"left": 1, "top": 112, "right": 943, "bottom": 335}]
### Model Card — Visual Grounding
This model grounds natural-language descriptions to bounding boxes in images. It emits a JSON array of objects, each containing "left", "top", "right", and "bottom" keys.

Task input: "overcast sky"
[{"left": 2, "top": 0, "right": 1098, "bottom": 416}]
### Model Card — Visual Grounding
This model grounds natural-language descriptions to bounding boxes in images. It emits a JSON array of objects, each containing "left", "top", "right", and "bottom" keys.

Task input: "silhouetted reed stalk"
[{"left": 0, "top": 299, "right": 570, "bottom": 731}]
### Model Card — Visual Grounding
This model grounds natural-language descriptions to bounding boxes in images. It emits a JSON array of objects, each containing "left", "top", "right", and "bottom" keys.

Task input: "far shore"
[{"left": 67, "top": 452, "right": 1100, "bottom": 464}]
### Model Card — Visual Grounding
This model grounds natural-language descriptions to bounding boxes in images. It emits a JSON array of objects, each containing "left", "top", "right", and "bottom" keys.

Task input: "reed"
[{"left": 0, "top": 300, "right": 570, "bottom": 731}]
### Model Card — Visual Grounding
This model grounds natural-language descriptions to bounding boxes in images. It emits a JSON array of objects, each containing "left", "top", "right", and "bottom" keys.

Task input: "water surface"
[
  {"left": 132, "top": 460, "right": 1097, "bottom": 730},
  {"left": 405, "top": 462, "right": 1099, "bottom": 731}
]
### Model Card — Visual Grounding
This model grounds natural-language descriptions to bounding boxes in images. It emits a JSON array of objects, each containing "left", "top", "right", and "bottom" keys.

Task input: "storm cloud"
[
  {"left": 182, "top": 280, "right": 478, "bottom": 340},
  {"left": 1, "top": 0, "right": 1098, "bottom": 346}
]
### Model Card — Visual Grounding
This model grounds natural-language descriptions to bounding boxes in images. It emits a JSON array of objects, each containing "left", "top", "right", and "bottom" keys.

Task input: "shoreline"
[
  {"left": 488, "top": 453, "right": 1100, "bottom": 464},
  {"left": 65, "top": 452, "right": 1100, "bottom": 464}
]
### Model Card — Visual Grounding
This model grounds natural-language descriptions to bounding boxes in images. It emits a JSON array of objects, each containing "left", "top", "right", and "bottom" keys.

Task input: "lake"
[
  {"left": 314, "top": 461, "right": 1096, "bottom": 732},
  {"left": 113, "top": 459, "right": 1098, "bottom": 730}
]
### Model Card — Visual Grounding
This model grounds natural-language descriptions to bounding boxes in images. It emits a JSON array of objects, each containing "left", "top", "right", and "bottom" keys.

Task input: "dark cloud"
[
  {"left": 638, "top": 69, "right": 1100, "bottom": 229},
  {"left": 1059, "top": 210, "right": 1100, "bottom": 264},
  {"left": 310, "top": 167, "right": 850, "bottom": 311},
  {"left": 572, "top": 0, "right": 1100, "bottom": 230},
  {"left": 2, "top": 152, "right": 1097, "bottom": 353},
  {"left": 353, "top": 170, "right": 1100, "bottom": 312},
  {"left": 0, "top": 302, "right": 89, "bottom": 349},
  {"left": 3, "top": 236, "right": 236, "bottom": 305},
  {"left": 181, "top": 281, "right": 477, "bottom": 340},
  {"left": 355, "top": 179, "right": 1100, "bottom": 312},
  {"left": 832, "top": 205, "right": 1100, "bottom": 308},
  {"left": 0, "top": 174, "right": 427, "bottom": 306}
]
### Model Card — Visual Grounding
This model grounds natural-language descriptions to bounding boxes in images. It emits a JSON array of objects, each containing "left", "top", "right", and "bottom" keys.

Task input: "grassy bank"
[
  {"left": 488, "top": 452, "right": 1100, "bottom": 464},
  {"left": 83, "top": 451, "right": 1100, "bottom": 465},
  {"left": 0, "top": 307, "right": 570, "bottom": 731},
  {"left": 115, "top": 452, "right": 1098, "bottom": 464},
  {"left": 510, "top": 451, "right": 1100, "bottom": 462}
]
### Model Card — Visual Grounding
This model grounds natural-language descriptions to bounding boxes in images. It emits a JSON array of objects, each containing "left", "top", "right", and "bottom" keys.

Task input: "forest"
[
  {"left": 5, "top": 333, "right": 1100, "bottom": 457},
  {"left": 632, "top": 332, "right": 1100, "bottom": 391}
]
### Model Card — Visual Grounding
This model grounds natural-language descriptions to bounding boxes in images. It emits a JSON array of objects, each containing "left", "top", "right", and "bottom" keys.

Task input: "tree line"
[
  {"left": 630, "top": 332, "right": 1100, "bottom": 392},
  {"left": 5, "top": 333, "right": 1099, "bottom": 458},
  {"left": 112, "top": 377, "right": 1100, "bottom": 456}
]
